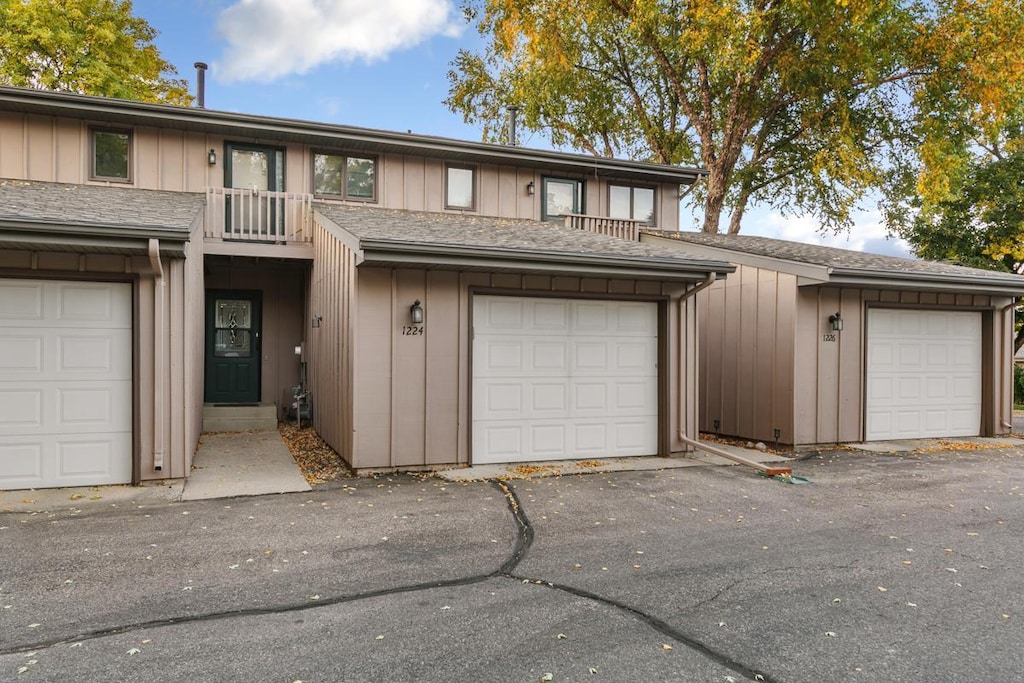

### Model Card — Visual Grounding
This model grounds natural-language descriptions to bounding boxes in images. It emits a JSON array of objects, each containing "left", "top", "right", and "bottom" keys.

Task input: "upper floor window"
[
  {"left": 446, "top": 164, "right": 476, "bottom": 210},
  {"left": 91, "top": 128, "right": 131, "bottom": 182},
  {"left": 314, "top": 152, "right": 376, "bottom": 201},
  {"left": 542, "top": 177, "right": 584, "bottom": 222},
  {"left": 609, "top": 184, "right": 655, "bottom": 224}
]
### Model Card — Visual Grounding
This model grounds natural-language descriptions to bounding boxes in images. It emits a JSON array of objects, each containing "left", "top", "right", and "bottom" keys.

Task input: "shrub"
[{"left": 1014, "top": 364, "right": 1024, "bottom": 406}]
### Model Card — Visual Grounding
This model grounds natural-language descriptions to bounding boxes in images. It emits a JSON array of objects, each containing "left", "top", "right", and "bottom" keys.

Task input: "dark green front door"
[{"left": 205, "top": 290, "right": 262, "bottom": 404}]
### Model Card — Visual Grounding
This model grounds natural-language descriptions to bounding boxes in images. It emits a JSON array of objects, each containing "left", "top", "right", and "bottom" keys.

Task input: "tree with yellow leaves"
[
  {"left": 446, "top": 0, "right": 1024, "bottom": 235},
  {"left": 0, "top": 0, "right": 191, "bottom": 105}
]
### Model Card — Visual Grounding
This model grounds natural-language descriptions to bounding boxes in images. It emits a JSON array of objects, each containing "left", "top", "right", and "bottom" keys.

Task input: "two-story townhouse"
[{"left": 0, "top": 85, "right": 734, "bottom": 490}]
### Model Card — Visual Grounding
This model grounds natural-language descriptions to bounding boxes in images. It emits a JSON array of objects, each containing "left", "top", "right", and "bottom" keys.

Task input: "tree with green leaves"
[
  {"left": 447, "top": 0, "right": 1024, "bottom": 235},
  {"left": 0, "top": 0, "right": 191, "bottom": 105},
  {"left": 899, "top": 146, "right": 1024, "bottom": 273}
]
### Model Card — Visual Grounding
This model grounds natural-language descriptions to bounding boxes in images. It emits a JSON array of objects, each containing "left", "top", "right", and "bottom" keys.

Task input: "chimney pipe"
[
  {"left": 194, "top": 62, "right": 208, "bottom": 108},
  {"left": 508, "top": 105, "right": 519, "bottom": 146}
]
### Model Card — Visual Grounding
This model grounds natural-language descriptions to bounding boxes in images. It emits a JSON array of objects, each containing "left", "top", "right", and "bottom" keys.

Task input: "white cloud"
[
  {"left": 214, "top": 0, "right": 462, "bottom": 83},
  {"left": 745, "top": 209, "right": 915, "bottom": 259}
]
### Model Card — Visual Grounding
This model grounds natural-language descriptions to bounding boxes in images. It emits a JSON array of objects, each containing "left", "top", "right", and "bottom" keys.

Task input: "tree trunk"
[
  {"left": 701, "top": 168, "right": 727, "bottom": 233},
  {"left": 727, "top": 186, "right": 752, "bottom": 234}
]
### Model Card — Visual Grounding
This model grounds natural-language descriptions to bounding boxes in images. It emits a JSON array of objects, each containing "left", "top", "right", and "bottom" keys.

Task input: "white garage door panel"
[
  {"left": 473, "top": 296, "right": 658, "bottom": 464},
  {"left": 865, "top": 309, "right": 981, "bottom": 441},
  {"left": 0, "top": 280, "right": 132, "bottom": 490}
]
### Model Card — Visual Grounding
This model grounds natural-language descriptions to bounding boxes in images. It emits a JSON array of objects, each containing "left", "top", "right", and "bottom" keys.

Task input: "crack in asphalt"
[
  {"left": 492, "top": 480, "right": 778, "bottom": 683},
  {"left": 2, "top": 479, "right": 778, "bottom": 682}
]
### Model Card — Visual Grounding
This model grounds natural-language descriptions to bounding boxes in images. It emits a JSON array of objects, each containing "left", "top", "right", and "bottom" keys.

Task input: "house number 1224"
[{"left": 402, "top": 326, "right": 424, "bottom": 336}]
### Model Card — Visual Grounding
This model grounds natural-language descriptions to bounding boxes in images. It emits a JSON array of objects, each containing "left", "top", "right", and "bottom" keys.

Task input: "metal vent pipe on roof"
[
  {"left": 194, "top": 62, "right": 208, "bottom": 108},
  {"left": 508, "top": 105, "right": 519, "bottom": 146}
]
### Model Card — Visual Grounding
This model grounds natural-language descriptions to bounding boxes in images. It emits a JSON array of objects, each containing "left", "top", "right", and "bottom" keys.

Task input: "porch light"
[
  {"left": 526, "top": 180, "right": 535, "bottom": 196},
  {"left": 312, "top": 314, "right": 322, "bottom": 328},
  {"left": 208, "top": 148, "right": 217, "bottom": 165},
  {"left": 410, "top": 300, "right": 424, "bottom": 324},
  {"left": 828, "top": 312, "right": 843, "bottom": 332}
]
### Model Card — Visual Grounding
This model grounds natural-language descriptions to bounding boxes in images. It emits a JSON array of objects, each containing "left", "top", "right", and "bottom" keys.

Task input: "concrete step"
[{"left": 202, "top": 404, "right": 278, "bottom": 432}]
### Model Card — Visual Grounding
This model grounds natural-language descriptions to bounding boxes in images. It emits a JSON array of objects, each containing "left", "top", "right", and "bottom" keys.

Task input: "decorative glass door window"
[{"left": 214, "top": 299, "right": 253, "bottom": 357}]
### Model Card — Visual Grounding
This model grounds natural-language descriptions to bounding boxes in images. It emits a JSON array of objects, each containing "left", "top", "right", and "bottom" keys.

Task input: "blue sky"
[{"left": 134, "top": 0, "right": 911, "bottom": 257}]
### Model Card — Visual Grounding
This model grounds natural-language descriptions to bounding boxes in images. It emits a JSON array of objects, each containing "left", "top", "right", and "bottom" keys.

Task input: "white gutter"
[
  {"left": 148, "top": 239, "right": 165, "bottom": 472},
  {"left": 675, "top": 273, "right": 793, "bottom": 476}
]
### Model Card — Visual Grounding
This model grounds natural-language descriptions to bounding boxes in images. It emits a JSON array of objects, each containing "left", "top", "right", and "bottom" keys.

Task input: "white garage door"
[
  {"left": 0, "top": 279, "right": 132, "bottom": 489},
  {"left": 473, "top": 295, "right": 658, "bottom": 464},
  {"left": 865, "top": 308, "right": 981, "bottom": 441}
]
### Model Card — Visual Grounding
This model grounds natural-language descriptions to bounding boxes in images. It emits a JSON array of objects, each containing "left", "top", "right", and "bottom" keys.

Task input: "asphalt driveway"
[{"left": 2, "top": 443, "right": 1023, "bottom": 682}]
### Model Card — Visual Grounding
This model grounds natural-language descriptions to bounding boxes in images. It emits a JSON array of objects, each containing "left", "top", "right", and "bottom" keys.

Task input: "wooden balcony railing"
[
  {"left": 205, "top": 187, "right": 313, "bottom": 244},
  {"left": 563, "top": 214, "right": 649, "bottom": 241}
]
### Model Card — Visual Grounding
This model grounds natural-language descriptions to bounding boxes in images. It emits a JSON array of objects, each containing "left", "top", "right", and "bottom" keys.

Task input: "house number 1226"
[
  {"left": 822, "top": 334, "right": 837, "bottom": 342},
  {"left": 402, "top": 326, "right": 424, "bottom": 336}
]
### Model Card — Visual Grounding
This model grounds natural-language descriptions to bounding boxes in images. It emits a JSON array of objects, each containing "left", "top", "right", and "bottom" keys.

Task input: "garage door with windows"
[
  {"left": 0, "top": 279, "right": 133, "bottom": 489},
  {"left": 865, "top": 308, "right": 981, "bottom": 441},
  {"left": 472, "top": 295, "right": 659, "bottom": 465}
]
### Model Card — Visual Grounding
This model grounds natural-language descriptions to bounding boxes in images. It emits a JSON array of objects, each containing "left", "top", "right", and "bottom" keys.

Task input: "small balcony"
[
  {"left": 563, "top": 214, "right": 649, "bottom": 242},
  {"left": 204, "top": 187, "right": 314, "bottom": 258}
]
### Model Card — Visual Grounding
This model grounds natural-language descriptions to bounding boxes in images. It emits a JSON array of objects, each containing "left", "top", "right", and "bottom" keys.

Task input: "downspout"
[
  {"left": 999, "top": 299, "right": 1016, "bottom": 431},
  {"left": 148, "top": 239, "right": 165, "bottom": 473},
  {"left": 675, "top": 273, "right": 792, "bottom": 476}
]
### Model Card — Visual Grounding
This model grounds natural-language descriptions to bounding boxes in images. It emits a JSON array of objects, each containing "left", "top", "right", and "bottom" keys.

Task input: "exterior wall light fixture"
[
  {"left": 526, "top": 180, "right": 535, "bottom": 196},
  {"left": 828, "top": 312, "right": 843, "bottom": 332},
  {"left": 410, "top": 300, "right": 424, "bottom": 324},
  {"left": 312, "top": 314, "right": 322, "bottom": 328},
  {"left": 208, "top": 148, "right": 217, "bottom": 165}
]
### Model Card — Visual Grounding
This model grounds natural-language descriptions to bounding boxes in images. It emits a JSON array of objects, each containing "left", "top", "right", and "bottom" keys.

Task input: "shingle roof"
[
  {"left": 646, "top": 230, "right": 1024, "bottom": 287},
  {"left": 0, "top": 179, "right": 203, "bottom": 235},
  {"left": 316, "top": 203, "right": 732, "bottom": 274}
]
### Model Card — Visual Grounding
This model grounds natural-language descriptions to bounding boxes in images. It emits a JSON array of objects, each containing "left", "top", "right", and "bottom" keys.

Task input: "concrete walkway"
[{"left": 181, "top": 430, "right": 311, "bottom": 500}]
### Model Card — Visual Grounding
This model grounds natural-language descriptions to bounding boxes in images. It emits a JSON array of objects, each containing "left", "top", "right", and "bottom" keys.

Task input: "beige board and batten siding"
[
  {"left": 0, "top": 112, "right": 220, "bottom": 192},
  {"left": 306, "top": 217, "right": 359, "bottom": 463},
  {"left": 346, "top": 153, "right": 680, "bottom": 224},
  {"left": 0, "top": 112, "right": 681, "bottom": 227},
  {"left": 697, "top": 262, "right": 797, "bottom": 445},
  {"left": 692, "top": 260, "right": 1013, "bottom": 445},
  {"left": 0, "top": 249, "right": 199, "bottom": 482},
  {"left": 792, "top": 287, "right": 1011, "bottom": 445},
  {"left": 345, "top": 268, "right": 698, "bottom": 470}
]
